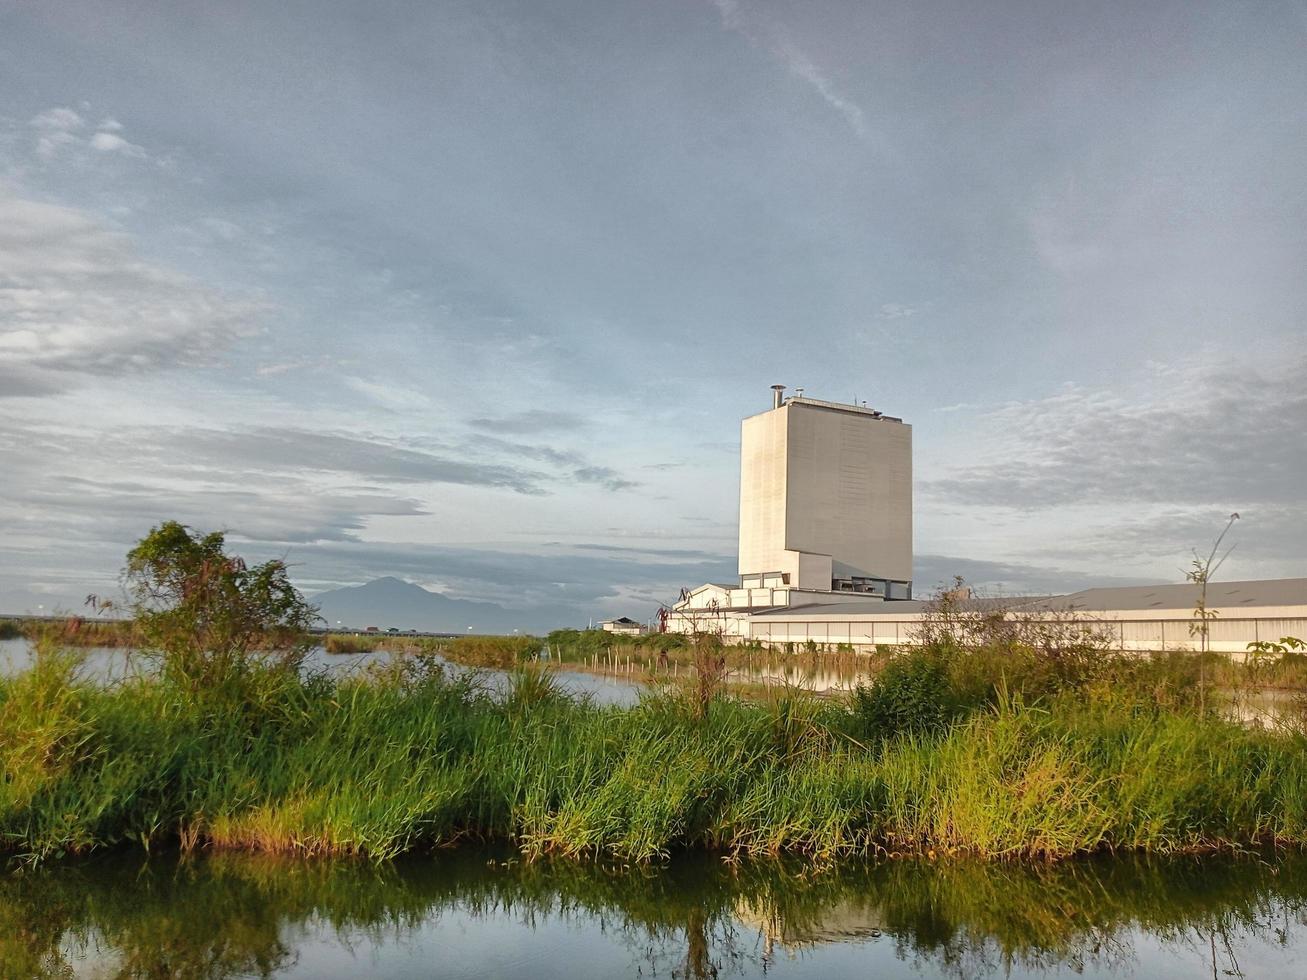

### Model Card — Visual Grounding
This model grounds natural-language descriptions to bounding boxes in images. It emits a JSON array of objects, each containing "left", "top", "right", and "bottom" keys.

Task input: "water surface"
[
  {"left": 0, "top": 637, "right": 643, "bottom": 707},
  {"left": 5, "top": 848, "right": 1304, "bottom": 978}
]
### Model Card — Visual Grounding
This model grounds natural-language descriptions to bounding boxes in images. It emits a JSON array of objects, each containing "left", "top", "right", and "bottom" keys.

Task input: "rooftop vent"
[{"left": 770, "top": 384, "right": 785, "bottom": 409}]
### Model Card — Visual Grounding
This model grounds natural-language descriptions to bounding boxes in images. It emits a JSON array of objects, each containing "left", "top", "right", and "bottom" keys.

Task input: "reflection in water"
[{"left": 2, "top": 848, "right": 1304, "bottom": 978}]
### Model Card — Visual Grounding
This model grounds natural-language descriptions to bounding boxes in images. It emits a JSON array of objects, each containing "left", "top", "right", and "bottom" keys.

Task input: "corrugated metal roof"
[
  {"left": 749, "top": 578, "right": 1307, "bottom": 619},
  {"left": 1056, "top": 578, "right": 1307, "bottom": 612},
  {"left": 751, "top": 595, "right": 1046, "bottom": 618}
]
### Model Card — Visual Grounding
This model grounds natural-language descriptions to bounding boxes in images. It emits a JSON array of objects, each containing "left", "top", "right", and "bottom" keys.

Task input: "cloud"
[
  {"left": 769, "top": 34, "right": 869, "bottom": 139},
  {"left": 922, "top": 356, "right": 1307, "bottom": 510},
  {"left": 342, "top": 376, "right": 433, "bottom": 411},
  {"left": 708, "top": 0, "right": 869, "bottom": 139},
  {"left": 13, "top": 476, "right": 428, "bottom": 545},
  {"left": 571, "top": 465, "right": 639, "bottom": 492},
  {"left": 30, "top": 107, "right": 85, "bottom": 131},
  {"left": 570, "top": 543, "right": 731, "bottom": 560},
  {"left": 88, "top": 131, "right": 146, "bottom": 157},
  {"left": 877, "top": 303, "right": 917, "bottom": 320},
  {"left": 912, "top": 554, "right": 1151, "bottom": 598},
  {"left": 0, "top": 191, "right": 264, "bottom": 395},
  {"left": 173, "top": 427, "right": 550, "bottom": 494},
  {"left": 468, "top": 409, "right": 587, "bottom": 435},
  {"left": 1042, "top": 505, "right": 1307, "bottom": 572},
  {"left": 28, "top": 106, "right": 148, "bottom": 161},
  {"left": 30, "top": 107, "right": 85, "bottom": 158},
  {"left": 465, "top": 432, "right": 640, "bottom": 491}
]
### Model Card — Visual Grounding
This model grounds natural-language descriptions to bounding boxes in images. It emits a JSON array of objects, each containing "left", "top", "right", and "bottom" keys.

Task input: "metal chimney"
[{"left": 770, "top": 384, "right": 785, "bottom": 409}]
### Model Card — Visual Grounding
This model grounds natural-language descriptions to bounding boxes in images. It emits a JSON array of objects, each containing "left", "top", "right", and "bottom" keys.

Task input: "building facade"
[
  {"left": 738, "top": 388, "right": 912, "bottom": 597},
  {"left": 744, "top": 579, "right": 1307, "bottom": 655}
]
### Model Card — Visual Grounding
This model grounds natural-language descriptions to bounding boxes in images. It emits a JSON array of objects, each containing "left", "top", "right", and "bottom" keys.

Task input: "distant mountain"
[{"left": 311, "top": 577, "right": 555, "bottom": 634}]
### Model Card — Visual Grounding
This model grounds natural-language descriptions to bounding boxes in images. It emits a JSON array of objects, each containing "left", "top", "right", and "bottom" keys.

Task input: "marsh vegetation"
[{"left": 3, "top": 523, "right": 1305, "bottom": 870}]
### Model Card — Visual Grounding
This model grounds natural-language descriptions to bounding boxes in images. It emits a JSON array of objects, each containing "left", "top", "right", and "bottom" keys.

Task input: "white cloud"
[
  {"left": 30, "top": 107, "right": 85, "bottom": 132},
  {"left": 770, "top": 34, "right": 868, "bottom": 139},
  {"left": 877, "top": 302, "right": 917, "bottom": 320},
  {"left": 89, "top": 131, "right": 146, "bottom": 157},
  {"left": 707, "top": 0, "right": 869, "bottom": 140},
  {"left": 27, "top": 105, "right": 151, "bottom": 162},
  {"left": 924, "top": 354, "right": 1307, "bottom": 509},
  {"left": 0, "top": 191, "right": 265, "bottom": 394},
  {"left": 343, "top": 376, "right": 433, "bottom": 411}
]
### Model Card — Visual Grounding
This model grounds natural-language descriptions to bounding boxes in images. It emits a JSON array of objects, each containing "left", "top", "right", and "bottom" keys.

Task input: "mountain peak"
[{"left": 362, "top": 576, "right": 434, "bottom": 593}]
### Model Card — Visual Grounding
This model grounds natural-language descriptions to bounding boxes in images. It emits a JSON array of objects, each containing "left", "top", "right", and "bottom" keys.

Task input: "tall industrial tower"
[{"left": 738, "top": 386, "right": 912, "bottom": 598}]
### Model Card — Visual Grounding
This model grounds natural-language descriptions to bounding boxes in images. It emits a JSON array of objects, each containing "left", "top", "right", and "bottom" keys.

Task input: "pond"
[
  {"left": 0, "top": 638, "right": 645, "bottom": 707},
  {"left": 4, "top": 847, "right": 1305, "bottom": 978}
]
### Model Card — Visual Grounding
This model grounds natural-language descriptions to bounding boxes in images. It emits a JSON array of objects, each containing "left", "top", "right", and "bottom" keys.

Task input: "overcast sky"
[{"left": 1, "top": 0, "right": 1304, "bottom": 624}]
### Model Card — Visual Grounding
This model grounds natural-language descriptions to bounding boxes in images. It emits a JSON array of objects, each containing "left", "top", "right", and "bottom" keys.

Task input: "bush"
[{"left": 851, "top": 648, "right": 967, "bottom": 741}]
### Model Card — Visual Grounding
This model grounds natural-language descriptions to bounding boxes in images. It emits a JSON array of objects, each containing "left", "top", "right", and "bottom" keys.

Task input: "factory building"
[
  {"left": 668, "top": 385, "right": 912, "bottom": 635},
  {"left": 666, "top": 385, "right": 1306, "bottom": 652},
  {"left": 739, "top": 385, "right": 912, "bottom": 597}
]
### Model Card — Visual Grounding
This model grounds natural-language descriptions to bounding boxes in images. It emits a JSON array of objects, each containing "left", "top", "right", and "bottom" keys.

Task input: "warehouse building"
[{"left": 747, "top": 579, "right": 1307, "bottom": 654}]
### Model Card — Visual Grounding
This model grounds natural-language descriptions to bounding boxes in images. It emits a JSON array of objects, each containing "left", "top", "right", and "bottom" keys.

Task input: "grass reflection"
[{"left": 1, "top": 848, "right": 1304, "bottom": 978}]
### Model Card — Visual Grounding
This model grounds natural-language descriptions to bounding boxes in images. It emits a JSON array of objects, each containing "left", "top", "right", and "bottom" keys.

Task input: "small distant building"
[{"left": 600, "top": 617, "right": 645, "bottom": 636}]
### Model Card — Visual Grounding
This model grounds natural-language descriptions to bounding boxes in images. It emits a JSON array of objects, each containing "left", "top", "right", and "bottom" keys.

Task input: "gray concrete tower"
[{"left": 738, "top": 389, "right": 912, "bottom": 598}]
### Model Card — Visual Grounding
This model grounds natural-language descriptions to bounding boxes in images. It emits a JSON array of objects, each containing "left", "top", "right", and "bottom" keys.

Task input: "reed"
[
  {"left": 3, "top": 643, "right": 1306, "bottom": 866},
  {"left": 1, "top": 616, "right": 138, "bottom": 647}
]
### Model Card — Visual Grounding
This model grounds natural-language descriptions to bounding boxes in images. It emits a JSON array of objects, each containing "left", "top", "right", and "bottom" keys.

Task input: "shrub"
[{"left": 851, "top": 647, "right": 966, "bottom": 741}]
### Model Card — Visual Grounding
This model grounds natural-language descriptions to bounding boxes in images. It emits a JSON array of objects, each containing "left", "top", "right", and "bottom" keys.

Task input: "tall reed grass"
[{"left": 3, "top": 639, "right": 1306, "bottom": 866}]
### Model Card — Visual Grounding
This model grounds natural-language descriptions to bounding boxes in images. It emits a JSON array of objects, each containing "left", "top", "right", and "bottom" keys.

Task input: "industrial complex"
[{"left": 667, "top": 386, "right": 1306, "bottom": 653}]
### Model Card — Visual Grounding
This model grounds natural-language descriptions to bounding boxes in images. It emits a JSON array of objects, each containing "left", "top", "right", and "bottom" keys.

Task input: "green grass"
[
  {"left": 3, "top": 641, "right": 1307, "bottom": 866},
  {"left": 0, "top": 616, "right": 137, "bottom": 647}
]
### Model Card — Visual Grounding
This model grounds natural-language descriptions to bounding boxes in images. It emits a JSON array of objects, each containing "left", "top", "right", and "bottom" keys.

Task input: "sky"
[{"left": 1, "top": 0, "right": 1304, "bottom": 626}]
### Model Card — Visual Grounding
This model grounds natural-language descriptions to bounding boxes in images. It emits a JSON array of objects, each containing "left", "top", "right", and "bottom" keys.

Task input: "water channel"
[{"left": 5, "top": 847, "right": 1305, "bottom": 978}]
